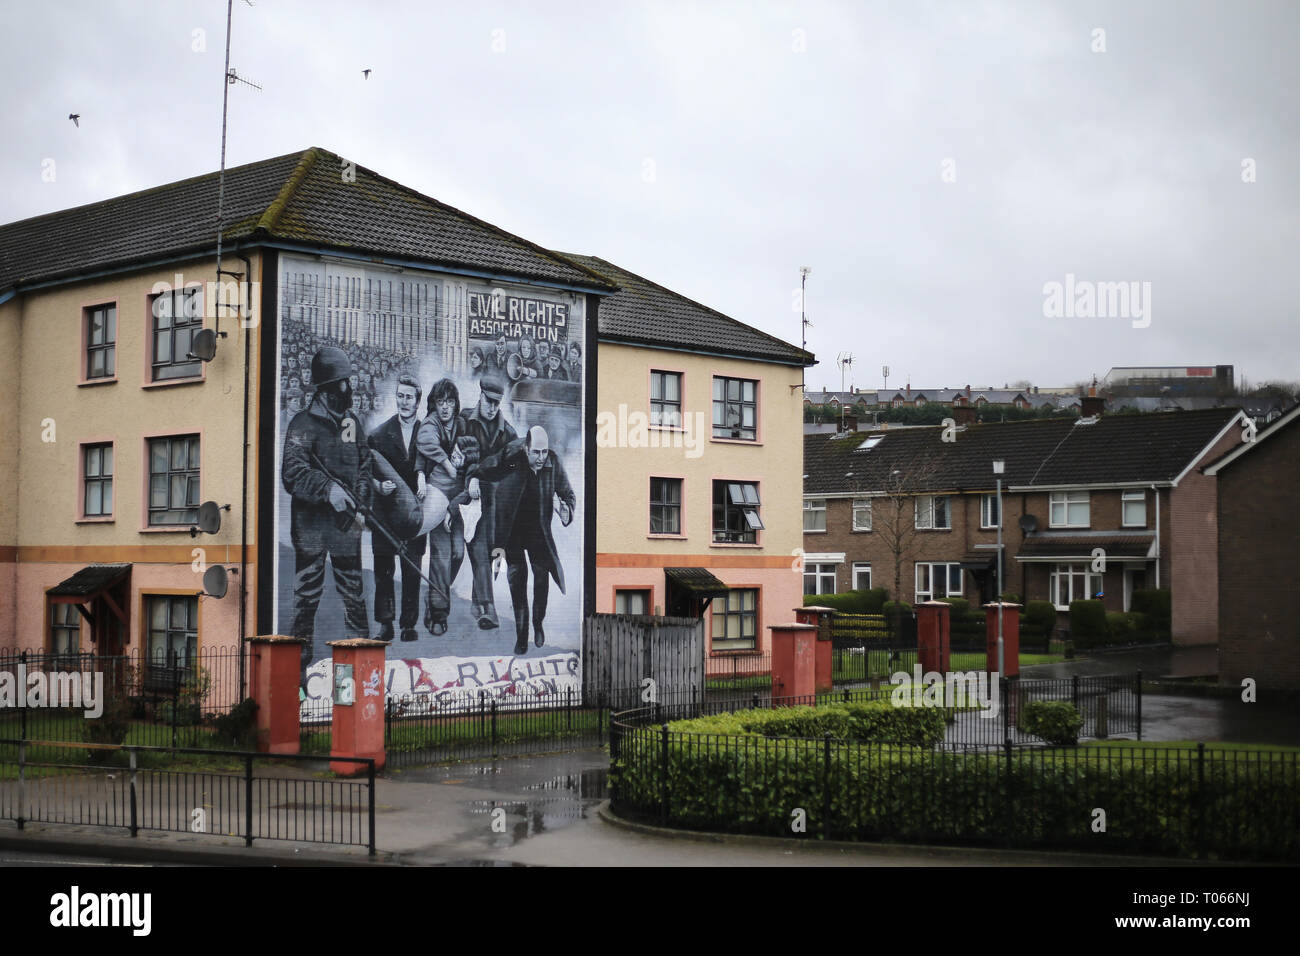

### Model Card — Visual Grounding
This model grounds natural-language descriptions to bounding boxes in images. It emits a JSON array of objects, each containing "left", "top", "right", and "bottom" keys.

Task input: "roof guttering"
[
  {"left": 598, "top": 335, "right": 816, "bottom": 368},
  {"left": 1006, "top": 480, "right": 1176, "bottom": 492}
]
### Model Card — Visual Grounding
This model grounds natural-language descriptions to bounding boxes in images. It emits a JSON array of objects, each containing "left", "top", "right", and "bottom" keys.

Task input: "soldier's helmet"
[{"left": 310, "top": 347, "right": 352, "bottom": 389}]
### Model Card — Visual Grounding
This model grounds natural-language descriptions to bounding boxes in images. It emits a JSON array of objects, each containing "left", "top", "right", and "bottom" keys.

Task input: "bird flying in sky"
[{"left": 68, "top": 113, "right": 80, "bottom": 127}]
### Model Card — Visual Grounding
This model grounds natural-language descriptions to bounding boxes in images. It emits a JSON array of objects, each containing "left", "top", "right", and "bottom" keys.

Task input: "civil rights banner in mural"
[{"left": 272, "top": 255, "right": 586, "bottom": 714}]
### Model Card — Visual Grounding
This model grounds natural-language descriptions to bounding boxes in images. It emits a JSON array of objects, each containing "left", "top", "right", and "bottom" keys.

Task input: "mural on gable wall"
[{"left": 273, "top": 255, "right": 585, "bottom": 716}]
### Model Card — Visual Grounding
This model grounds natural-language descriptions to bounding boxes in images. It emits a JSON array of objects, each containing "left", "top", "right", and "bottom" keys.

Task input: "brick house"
[
  {"left": 1204, "top": 405, "right": 1300, "bottom": 691},
  {"left": 802, "top": 407, "right": 1248, "bottom": 645}
]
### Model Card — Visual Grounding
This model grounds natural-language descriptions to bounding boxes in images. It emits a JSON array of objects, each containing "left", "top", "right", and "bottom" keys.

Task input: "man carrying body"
[
  {"left": 457, "top": 373, "right": 518, "bottom": 630},
  {"left": 281, "top": 346, "right": 373, "bottom": 679},
  {"left": 367, "top": 375, "right": 427, "bottom": 642},
  {"left": 477, "top": 425, "right": 575, "bottom": 655}
]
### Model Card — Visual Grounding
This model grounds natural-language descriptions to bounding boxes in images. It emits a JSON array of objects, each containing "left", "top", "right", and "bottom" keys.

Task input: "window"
[
  {"left": 49, "top": 602, "right": 80, "bottom": 660},
  {"left": 1049, "top": 491, "right": 1090, "bottom": 528},
  {"left": 649, "top": 478, "right": 682, "bottom": 535},
  {"left": 852, "top": 498, "right": 872, "bottom": 531},
  {"left": 713, "top": 588, "right": 757, "bottom": 649},
  {"left": 915, "top": 562, "right": 963, "bottom": 601},
  {"left": 85, "top": 304, "right": 116, "bottom": 379},
  {"left": 147, "top": 595, "right": 198, "bottom": 669},
  {"left": 980, "top": 493, "right": 1000, "bottom": 529},
  {"left": 82, "top": 443, "right": 113, "bottom": 517},
  {"left": 650, "top": 371, "right": 682, "bottom": 427},
  {"left": 1122, "top": 490, "right": 1147, "bottom": 527},
  {"left": 915, "top": 495, "right": 951, "bottom": 530},
  {"left": 150, "top": 287, "right": 203, "bottom": 381},
  {"left": 1050, "top": 563, "right": 1103, "bottom": 610},
  {"left": 713, "top": 481, "right": 763, "bottom": 543},
  {"left": 148, "top": 435, "right": 200, "bottom": 526},
  {"left": 803, "top": 498, "right": 827, "bottom": 532},
  {"left": 712, "top": 376, "right": 757, "bottom": 440},
  {"left": 615, "top": 589, "right": 652, "bottom": 615},
  {"left": 853, "top": 562, "right": 872, "bottom": 590},
  {"left": 804, "top": 563, "right": 836, "bottom": 596}
]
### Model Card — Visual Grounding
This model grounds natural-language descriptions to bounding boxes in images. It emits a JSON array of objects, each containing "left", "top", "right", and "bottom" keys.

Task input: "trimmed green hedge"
[
  {"left": 804, "top": 589, "right": 889, "bottom": 614},
  {"left": 1017, "top": 700, "right": 1084, "bottom": 745},
  {"left": 1023, "top": 600, "right": 1057, "bottom": 642},
  {"left": 669, "top": 701, "right": 947, "bottom": 748},
  {"left": 1067, "top": 599, "right": 1108, "bottom": 646},
  {"left": 1130, "top": 588, "right": 1171, "bottom": 639}
]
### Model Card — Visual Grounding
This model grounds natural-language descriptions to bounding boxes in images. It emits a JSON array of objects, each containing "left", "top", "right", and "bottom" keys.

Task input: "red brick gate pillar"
[
  {"left": 794, "top": 606, "right": 836, "bottom": 693},
  {"left": 328, "top": 638, "right": 388, "bottom": 775},
  {"left": 770, "top": 623, "right": 819, "bottom": 701},
  {"left": 984, "top": 602, "right": 1022, "bottom": 678},
  {"left": 247, "top": 635, "right": 304, "bottom": 754},
  {"left": 916, "top": 601, "right": 951, "bottom": 675}
]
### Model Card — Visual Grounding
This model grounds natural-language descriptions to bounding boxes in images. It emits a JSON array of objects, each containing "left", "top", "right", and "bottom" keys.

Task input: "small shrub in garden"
[
  {"left": 1017, "top": 700, "right": 1083, "bottom": 745},
  {"left": 1067, "top": 600, "right": 1107, "bottom": 647}
]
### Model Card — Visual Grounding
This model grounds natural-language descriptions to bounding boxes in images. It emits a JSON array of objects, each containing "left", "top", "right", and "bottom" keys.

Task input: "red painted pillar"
[
  {"left": 984, "top": 602, "right": 1021, "bottom": 678},
  {"left": 328, "top": 638, "right": 388, "bottom": 775},
  {"left": 915, "top": 601, "right": 951, "bottom": 675},
  {"left": 247, "top": 635, "right": 304, "bottom": 754},
  {"left": 794, "top": 606, "right": 835, "bottom": 692},
  {"left": 770, "top": 623, "right": 819, "bottom": 701}
]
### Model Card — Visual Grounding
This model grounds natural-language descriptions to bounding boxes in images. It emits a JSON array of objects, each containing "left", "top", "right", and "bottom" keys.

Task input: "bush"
[
  {"left": 803, "top": 589, "right": 889, "bottom": 614},
  {"left": 671, "top": 701, "right": 947, "bottom": 748},
  {"left": 1016, "top": 700, "right": 1084, "bottom": 745},
  {"left": 212, "top": 698, "right": 259, "bottom": 749},
  {"left": 155, "top": 667, "right": 211, "bottom": 726},
  {"left": 1130, "top": 589, "right": 1171, "bottom": 637},
  {"left": 999, "top": 593, "right": 1021, "bottom": 604},
  {"left": 938, "top": 597, "right": 970, "bottom": 617},
  {"left": 1023, "top": 600, "right": 1057, "bottom": 642},
  {"left": 85, "top": 662, "right": 136, "bottom": 760},
  {"left": 1067, "top": 600, "right": 1107, "bottom": 647},
  {"left": 1106, "top": 611, "right": 1140, "bottom": 645}
]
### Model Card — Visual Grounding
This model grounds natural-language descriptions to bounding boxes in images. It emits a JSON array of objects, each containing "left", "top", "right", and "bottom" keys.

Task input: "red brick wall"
[
  {"left": 1169, "top": 425, "right": 1241, "bottom": 645},
  {"left": 1217, "top": 418, "right": 1300, "bottom": 690}
]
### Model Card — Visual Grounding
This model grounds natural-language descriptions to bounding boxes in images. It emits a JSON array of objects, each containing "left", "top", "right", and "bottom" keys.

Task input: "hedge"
[
  {"left": 1016, "top": 700, "right": 1084, "bottom": 745},
  {"left": 1023, "top": 600, "right": 1057, "bottom": 642},
  {"left": 1067, "top": 599, "right": 1108, "bottom": 646},
  {"left": 669, "top": 701, "right": 947, "bottom": 748},
  {"left": 611, "top": 727, "right": 1300, "bottom": 859},
  {"left": 803, "top": 588, "right": 889, "bottom": 614},
  {"left": 1130, "top": 589, "right": 1171, "bottom": 638}
]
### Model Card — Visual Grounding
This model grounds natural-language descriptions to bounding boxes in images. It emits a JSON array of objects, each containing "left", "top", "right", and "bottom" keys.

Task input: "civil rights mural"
[{"left": 273, "top": 256, "right": 586, "bottom": 714}]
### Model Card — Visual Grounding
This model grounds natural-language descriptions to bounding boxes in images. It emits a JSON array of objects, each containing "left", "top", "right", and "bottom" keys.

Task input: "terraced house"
[{"left": 802, "top": 406, "right": 1249, "bottom": 645}]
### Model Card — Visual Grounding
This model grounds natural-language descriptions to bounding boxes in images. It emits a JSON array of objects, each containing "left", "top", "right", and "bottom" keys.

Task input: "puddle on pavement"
[{"left": 465, "top": 768, "right": 608, "bottom": 846}]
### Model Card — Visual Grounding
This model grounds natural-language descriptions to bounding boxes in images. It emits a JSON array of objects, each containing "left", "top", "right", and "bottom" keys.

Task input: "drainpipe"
[
  {"left": 1152, "top": 483, "right": 1160, "bottom": 589},
  {"left": 236, "top": 248, "right": 253, "bottom": 701}
]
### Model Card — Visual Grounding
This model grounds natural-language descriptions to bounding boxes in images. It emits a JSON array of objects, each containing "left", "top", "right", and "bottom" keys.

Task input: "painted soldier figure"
[
  {"left": 367, "top": 375, "right": 427, "bottom": 643},
  {"left": 477, "top": 425, "right": 576, "bottom": 655},
  {"left": 281, "top": 346, "right": 373, "bottom": 678},
  {"left": 458, "top": 373, "right": 517, "bottom": 630}
]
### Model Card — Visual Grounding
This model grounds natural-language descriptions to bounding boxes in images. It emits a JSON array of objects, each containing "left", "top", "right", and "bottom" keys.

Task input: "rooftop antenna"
[
  {"left": 792, "top": 266, "right": 812, "bottom": 395},
  {"left": 882, "top": 364, "right": 889, "bottom": 394},
  {"left": 837, "top": 352, "right": 854, "bottom": 432},
  {"left": 213, "top": 0, "right": 262, "bottom": 342}
]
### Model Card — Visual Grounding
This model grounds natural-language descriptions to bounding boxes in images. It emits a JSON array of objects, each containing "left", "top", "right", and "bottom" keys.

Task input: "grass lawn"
[
  {"left": 1078, "top": 739, "right": 1300, "bottom": 753},
  {"left": 383, "top": 707, "right": 605, "bottom": 753}
]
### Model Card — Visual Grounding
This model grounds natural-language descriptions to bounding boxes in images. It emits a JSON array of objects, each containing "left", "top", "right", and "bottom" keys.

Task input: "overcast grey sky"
[{"left": 3, "top": 0, "right": 1296, "bottom": 389}]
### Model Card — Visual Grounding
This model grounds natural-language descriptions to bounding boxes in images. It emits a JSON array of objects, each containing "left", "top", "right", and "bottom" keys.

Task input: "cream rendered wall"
[
  {"left": 594, "top": 341, "right": 806, "bottom": 644},
  {"left": 0, "top": 298, "right": 22, "bottom": 641},
  {"left": 4, "top": 253, "right": 264, "bottom": 652}
]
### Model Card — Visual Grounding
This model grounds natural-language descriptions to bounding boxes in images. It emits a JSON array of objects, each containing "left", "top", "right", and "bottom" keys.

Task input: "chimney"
[
  {"left": 906, "top": 382, "right": 911, "bottom": 398},
  {"left": 966, "top": 384, "right": 972, "bottom": 397},
  {"left": 952, "top": 404, "right": 976, "bottom": 426},
  {"left": 1081, "top": 381, "right": 1105, "bottom": 417}
]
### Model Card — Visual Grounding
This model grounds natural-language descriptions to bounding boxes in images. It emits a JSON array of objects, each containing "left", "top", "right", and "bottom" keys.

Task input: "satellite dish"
[
  {"left": 202, "top": 565, "right": 228, "bottom": 599},
  {"left": 189, "top": 328, "right": 218, "bottom": 362},
  {"left": 1019, "top": 514, "right": 1038, "bottom": 534},
  {"left": 197, "top": 501, "right": 223, "bottom": 535}
]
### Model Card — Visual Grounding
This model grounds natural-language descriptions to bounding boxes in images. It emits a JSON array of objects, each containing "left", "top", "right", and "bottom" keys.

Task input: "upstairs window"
[
  {"left": 713, "top": 376, "right": 757, "bottom": 440},
  {"left": 150, "top": 287, "right": 204, "bottom": 381},
  {"left": 852, "top": 498, "right": 873, "bottom": 531},
  {"left": 1122, "top": 490, "right": 1147, "bottom": 527},
  {"left": 148, "top": 435, "right": 200, "bottom": 526},
  {"left": 803, "top": 498, "right": 827, "bottom": 532},
  {"left": 650, "top": 371, "right": 682, "bottom": 427},
  {"left": 714, "top": 481, "right": 763, "bottom": 543},
  {"left": 1049, "top": 491, "right": 1090, "bottom": 528},
  {"left": 915, "top": 495, "right": 951, "bottom": 530},
  {"left": 980, "top": 493, "right": 1001, "bottom": 529},
  {"left": 650, "top": 477, "right": 682, "bottom": 535},
  {"left": 85, "top": 304, "right": 116, "bottom": 380},
  {"left": 82, "top": 443, "right": 114, "bottom": 517}
]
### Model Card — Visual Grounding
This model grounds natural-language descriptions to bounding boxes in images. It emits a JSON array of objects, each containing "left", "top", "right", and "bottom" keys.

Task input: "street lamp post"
[{"left": 993, "top": 459, "right": 1005, "bottom": 675}]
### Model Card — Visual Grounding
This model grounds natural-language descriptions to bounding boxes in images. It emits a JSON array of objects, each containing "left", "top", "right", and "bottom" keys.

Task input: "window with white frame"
[
  {"left": 804, "top": 563, "right": 836, "bottom": 596},
  {"left": 1050, "top": 563, "right": 1103, "bottom": 610},
  {"left": 803, "top": 498, "right": 827, "bottom": 532},
  {"left": 852, "top": 562, "right": 872, "bottom": 590},
  {"left": 1049, "top": 490, "right": 1090, "bottom": 528},
  {"left": 915, "top": 562, "right": 962, "bottom": 601},
  {"left": 915, "top": 495, "right": 951, "bottom": 530},
  {"left": 980, "top": 493, "right": 1000, "bottom": 529},
  {"left": 852, "top": 498, "right": 872, "bottom": 531},
  {"left": 1121, "top": 490, "right": 1147, "bottom": 527}
]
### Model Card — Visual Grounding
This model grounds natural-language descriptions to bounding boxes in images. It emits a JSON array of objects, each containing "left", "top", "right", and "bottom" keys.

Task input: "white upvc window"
[
  {"left": 804, "top": 563, "right": 836, "bottom": 596},
  {"left": 1121, "top": 490, "right": 1147, "bottom": 527},
  {"left": 852, "top": 562, "right": 872, "bottom": 590},
  {"left": 1050, "top": 563, "right": 1103, "bottom": 611},
  {"left": 915, "top": 562, "right": 962, "bottom": 602},
  {"left": 852, "top": 498, "right": 872, "bottom": 531},
  {"left": 803, "top": 498, "right": 827, "bottom": 532},
  {"left": 1049, "top": 490, "right": 1090, "bottom": 528},
  {"left": 980, "top": 493, "right": 1000, "bottom": 529},
  {"left": 915, "top": 495, "right": 951, "bottom": 530}
]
